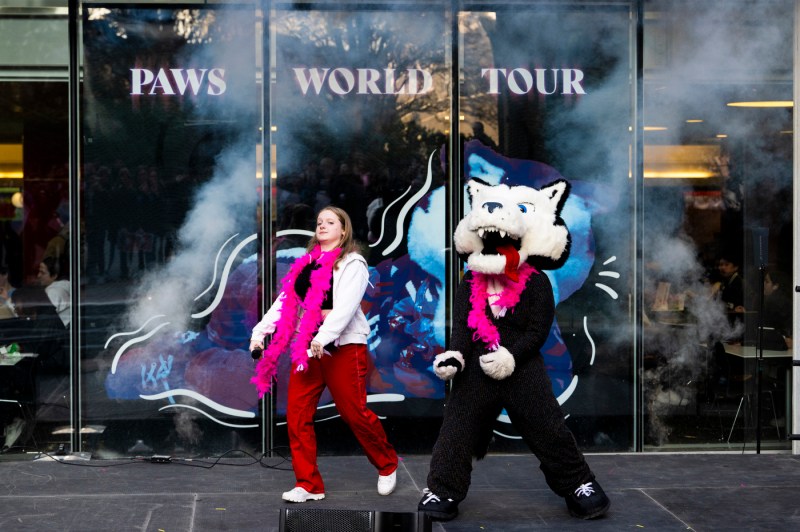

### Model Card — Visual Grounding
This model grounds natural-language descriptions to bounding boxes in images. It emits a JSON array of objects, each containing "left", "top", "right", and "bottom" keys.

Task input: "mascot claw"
[
  {"left": 479, "top": 346, "right": 515, "bottom": 380},
  {"left": 433, "top": 351, "right": 465, "bottom": 381}
]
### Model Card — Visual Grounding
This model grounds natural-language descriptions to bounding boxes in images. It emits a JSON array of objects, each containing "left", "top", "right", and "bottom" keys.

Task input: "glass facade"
[{"left": 0, "top": 0, "right": 796, "bottom": 459}]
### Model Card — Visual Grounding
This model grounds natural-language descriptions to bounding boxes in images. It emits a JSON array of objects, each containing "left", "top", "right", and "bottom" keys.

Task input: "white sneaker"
[
  {"left": 282, "top": 486, "right": 325, "bottom": 503},
  {"left": 377, "top": 470, "right": 397, "bottom": 496}
]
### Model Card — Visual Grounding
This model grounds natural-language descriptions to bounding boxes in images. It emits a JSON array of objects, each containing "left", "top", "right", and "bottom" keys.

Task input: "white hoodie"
[{"left": 250, "top": 252, "right": 370, "bottom": 348}]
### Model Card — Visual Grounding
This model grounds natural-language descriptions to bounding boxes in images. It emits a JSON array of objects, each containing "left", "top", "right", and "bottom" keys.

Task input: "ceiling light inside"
[{"left": 727, "top": 101, "right": 793, "bottom": 108}]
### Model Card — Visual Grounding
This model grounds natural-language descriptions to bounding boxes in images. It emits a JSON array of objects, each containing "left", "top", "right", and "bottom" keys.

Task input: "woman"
[
  {"left": 762, "top": 270, "right": 792, "bottom": 340},
  {"left": 0, "top": 266, "right": 17, "bottom": 319},
  {"left": 37, "top": 256, "right": 71, "bottom": 328},
  {"left": 9, "top": 285, "right": 69, "bottom": 374},
  {"left": 249, "top": 206, "right": 398, "bottom": 503}
]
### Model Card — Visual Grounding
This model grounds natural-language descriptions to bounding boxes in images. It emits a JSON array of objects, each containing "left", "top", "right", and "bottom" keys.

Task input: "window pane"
[
  {"left": 642, "top": 0, "right": 793, "bottom": 450},
  {"left": 269, "top": 3, "right": 451, "bottom": 454},
  {"left": 459, "top": 1, "right": 637, "bottom": 452},
  {"left": 81, "top": 5, "right": 261, "bottom": 457},
  {"left": 0, "top": 4, "right": 71, "bottom": 455}
]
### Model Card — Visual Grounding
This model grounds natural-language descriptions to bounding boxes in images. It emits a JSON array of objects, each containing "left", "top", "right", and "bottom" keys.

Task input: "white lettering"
[
  {"left": 481, "top": 68, "right": 506, "bottom": 94},
  {"left": 483, "top": 67, "right": 586, "bottom": 95},
  {"left": 329, "top": 68, "right": 355, "bottom": 95},
  {"left": 535, "top": 68, "right": 558, "bottom": 95},
  {"left": 291, "top": 66, "right": 435, "bottom": 96},
  {"left": 150, "top": 69, "right": 175, "bottom": 95},
  {"left": 130, "top": 68, "right": 154, "bottom": 95},
  {"left": 562, "top": 68, "right": 585, "bottom": 94},
  {"left": 293, "top": 67, "right": 329, "bottom": 95},
  {"left": 130, "top": 67, "right": 227, "bottom": 96},
  {"left": 169, "top": 68, "right": 206, "bottom": 95},
  {"left": 384, "top": 68, "right": 405, "bottom": 95},
  {"left": 207, "top": 68, "right": 227, "bottom": 96},
  {"left": 171, "top": 68, "right": 207, "bottom": 96},
  {"left": 507, "top": 68, "right": 533, "bottom": 95},
  {"left": 407, "top": 69, "right": 433, "bottom": 95},
  {"left": 357, "top": 68, "right": 382, "bottom": 94}
]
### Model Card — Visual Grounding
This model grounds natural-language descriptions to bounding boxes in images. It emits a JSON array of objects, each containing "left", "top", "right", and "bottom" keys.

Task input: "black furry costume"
[
  {"left": 426, "top": 269, "right": 593, "bottom": 498},
  {"left": 418, "top": 177, "right": 610, "bottom": 521}
]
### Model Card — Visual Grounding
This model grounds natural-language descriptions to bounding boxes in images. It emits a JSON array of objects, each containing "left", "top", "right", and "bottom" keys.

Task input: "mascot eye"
[{"left": 518, "top": 204, "right": 531, "bottom": 213}]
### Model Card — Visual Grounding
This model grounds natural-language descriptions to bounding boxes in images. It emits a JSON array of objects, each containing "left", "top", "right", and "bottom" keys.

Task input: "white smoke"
[
  {"left": 120, "top": 6, "right": 260, "bottom": 332},
  {"left": 475, "top": 1, "right": 793, "bottom": 445},
  {"left": 124, "top": 149, "right": 258, "bottom": 332}
]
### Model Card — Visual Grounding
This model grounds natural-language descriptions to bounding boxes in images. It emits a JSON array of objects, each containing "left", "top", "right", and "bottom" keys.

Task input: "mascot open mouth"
[{"left": 477, "top": 227, "right": 522, "bottom": 280}]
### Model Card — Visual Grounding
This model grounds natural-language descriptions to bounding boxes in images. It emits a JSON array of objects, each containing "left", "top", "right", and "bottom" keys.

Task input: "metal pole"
[
  {"left": 67, "top": 0, "right": 81, "bottom": 454},
  {"left": 756, "top": 265, "right": 765, "bottom": 453}
]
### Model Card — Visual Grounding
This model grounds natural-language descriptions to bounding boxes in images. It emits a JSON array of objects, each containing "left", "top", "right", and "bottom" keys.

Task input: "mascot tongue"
[{"left": 496, "top": 244, "right": 520, "bottom": 282}]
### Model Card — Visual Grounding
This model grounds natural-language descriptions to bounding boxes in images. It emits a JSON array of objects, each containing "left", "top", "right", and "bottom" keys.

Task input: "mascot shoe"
[
  {"left": 564, "top": 480, "right": 610, "bottom": 519},
  {"left": 418, "top": 488, "right": 459, "bottom": 521}
]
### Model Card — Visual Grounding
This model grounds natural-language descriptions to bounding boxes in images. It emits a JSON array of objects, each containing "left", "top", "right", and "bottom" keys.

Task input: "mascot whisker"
[{"left": 418, "top": 175, "right": 610, "bottom": 521}]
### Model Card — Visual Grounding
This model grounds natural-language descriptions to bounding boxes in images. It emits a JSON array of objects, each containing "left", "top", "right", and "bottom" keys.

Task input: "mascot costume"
[{"left": 417, "top": 177, "right": 610, "bottom": 521}]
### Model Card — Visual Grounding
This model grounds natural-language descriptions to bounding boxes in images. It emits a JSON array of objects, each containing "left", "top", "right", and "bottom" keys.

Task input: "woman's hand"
[
  {"left": 309, "top": 340, "right": 324, "bottom": 358},
  {"left": 249, "top": 339, "right": 264, "bottom": 352}
]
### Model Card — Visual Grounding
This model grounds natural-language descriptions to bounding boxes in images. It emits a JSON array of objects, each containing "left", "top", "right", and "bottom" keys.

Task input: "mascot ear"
[
  {"left": 540, "top": 179, "right": 570, "bottom": 216},
  {"left": 466, "top": 177, "right": 490, "bottom": 207},
  {"left": 525, "top": 178, "right": 572, "bottom": 271}
]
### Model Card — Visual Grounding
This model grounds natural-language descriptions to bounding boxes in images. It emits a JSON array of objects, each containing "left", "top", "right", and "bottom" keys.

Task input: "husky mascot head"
[
  {"left": 431, "top": 175, "right": 573, "bottom": 384},
  {"left": 454, "top": 177, "right": 572, "bottom": 277}
]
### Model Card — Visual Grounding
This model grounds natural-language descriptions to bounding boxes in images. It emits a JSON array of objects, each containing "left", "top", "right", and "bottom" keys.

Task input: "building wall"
[{"left": 0, "top": 0, "right": 795, "bottom": 457}]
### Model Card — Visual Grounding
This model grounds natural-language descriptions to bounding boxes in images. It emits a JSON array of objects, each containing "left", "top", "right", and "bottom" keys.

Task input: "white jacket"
[
  {"left": 251, "top": 251, "right": 370, "bottom": 347},
  {"left": 46, "top": 279, "right": 71, "bottom": 327}
]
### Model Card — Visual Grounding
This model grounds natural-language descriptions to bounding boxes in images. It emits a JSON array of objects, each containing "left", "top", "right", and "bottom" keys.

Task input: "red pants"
[{"left": 287, "top": 343, "right": 398, "bottom": 493}]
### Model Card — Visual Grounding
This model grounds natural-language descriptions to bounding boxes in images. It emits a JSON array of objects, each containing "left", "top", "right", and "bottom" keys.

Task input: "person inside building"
[
  {"left": 37, "top": 256, "right": 70, "bottom": 328},
  {"left": 707, "top": 249, "right": 754, "bottom": 401},
  {"left": 0, "top": 266, "right": 17, "bottom": 319},
  {"left": 9, "top": 285, "right": 68, "bottom": 374},
  {"left": 249, "top": 206, "right": 398, "bottom": 503},
  {"left": 762, "top": 269, "right": 792, "bottom": 345},
  {"left": 711, "top": 250, "right": 746, "bottom": 318},
  {"left": 1, "top": 285, "right": 69, "bottom": 452}
]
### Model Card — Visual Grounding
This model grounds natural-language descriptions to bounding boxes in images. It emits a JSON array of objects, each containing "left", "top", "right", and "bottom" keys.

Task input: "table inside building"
[{"left": 723, "top": 343, "right": 793, "bottom": 437}]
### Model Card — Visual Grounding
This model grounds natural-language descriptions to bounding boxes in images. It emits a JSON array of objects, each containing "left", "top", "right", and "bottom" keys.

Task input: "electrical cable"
[{"left": 0, "top": 444, "right": 293, "bottom": 470}]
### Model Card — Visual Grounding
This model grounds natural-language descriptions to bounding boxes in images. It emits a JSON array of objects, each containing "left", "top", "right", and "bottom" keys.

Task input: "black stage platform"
[{"left": 0, "top": 452, "right": 798, "bottom": 531}]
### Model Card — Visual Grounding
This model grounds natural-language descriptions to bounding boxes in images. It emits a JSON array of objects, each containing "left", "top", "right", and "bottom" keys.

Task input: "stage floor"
[{"left": 0, "top": 452, "right": 798, "bottom": 531}]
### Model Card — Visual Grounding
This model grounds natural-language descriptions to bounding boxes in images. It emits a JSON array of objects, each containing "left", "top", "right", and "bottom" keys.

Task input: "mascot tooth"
[{"left": 419, "top": 176, "right": 610, "bottom": 522}]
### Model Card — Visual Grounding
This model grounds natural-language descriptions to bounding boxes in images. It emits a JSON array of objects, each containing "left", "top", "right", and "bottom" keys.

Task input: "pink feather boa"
[
  {"left": 251, "top": 245, "right": 342, "bottom": 397},
  {"left": 467, "top": 263, "right": 538, "bottom": 351}
]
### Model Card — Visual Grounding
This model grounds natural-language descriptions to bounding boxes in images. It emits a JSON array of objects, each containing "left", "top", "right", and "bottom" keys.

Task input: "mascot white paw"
[
  {"left": 433, "top": 351, "right": 465, "bottom": 381},
  {"left": 479, "top": 346, "right": 515, "bottom": 380}
]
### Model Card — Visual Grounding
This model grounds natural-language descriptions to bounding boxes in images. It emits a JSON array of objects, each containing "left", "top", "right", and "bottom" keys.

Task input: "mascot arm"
[
  {"left": 479, "top": 346, "right": 515, "bottom": 380},
  {"left": 481, "top": 274, "right": 555, "bottom": 380},
  {"left": 433, "top": 351, "right": 465, "bottom": 381},
  {"left": 434, "top": 276, "right": 475, "bottom": 380},
  {"left": 508, "top": 273, "right": 556, "bottom": 360}
]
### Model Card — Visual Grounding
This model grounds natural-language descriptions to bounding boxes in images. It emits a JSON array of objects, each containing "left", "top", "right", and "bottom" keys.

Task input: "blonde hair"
[{"left": 306, "top": 205, "right": 360, "bottom": 268}]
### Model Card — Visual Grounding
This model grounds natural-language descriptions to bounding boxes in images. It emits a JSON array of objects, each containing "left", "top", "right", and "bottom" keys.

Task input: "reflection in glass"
[
  {"left": 81, "top": 5, "right": 260, "bottom": 457},
  {"left": 460, "top": 3, "right": 636, "bottom": 452},
  {"left": 0, "top": 72, "right": 70, "bottom": 454},
  {"left": 642, "top": 0, "right": 793, "bottom": 450},
  {"left": 270, "top": 5, "right": 450, "bottom": 453}
]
